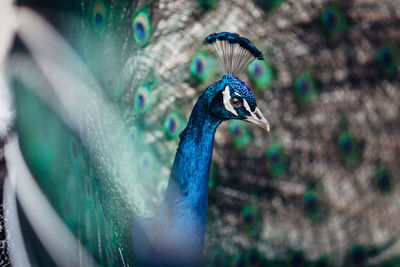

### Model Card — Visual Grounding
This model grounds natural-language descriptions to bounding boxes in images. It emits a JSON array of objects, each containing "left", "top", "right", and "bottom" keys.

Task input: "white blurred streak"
[
  {"left": 0, "top": 72, "right": 14, "bottom": 139},
  {"left": 0, "top": 0, "right": 16, "bottom": 72},
  {"left": 0, "top": 0, "right": 16, "bottom": 139},
  {"left": 13, "top": 7, "right": 154, "bottom": 216},
  {"left": 16, "top": 7, "right": 101, "bottom": 133},
  {"left": 4, "top": 136, "right": 98, "bottom": 267},
  {"left": 3, "top": 161, "right": 31, "bottom": 267}
]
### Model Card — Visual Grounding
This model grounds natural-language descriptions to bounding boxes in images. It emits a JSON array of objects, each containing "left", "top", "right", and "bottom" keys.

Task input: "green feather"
[
  {"left": 377, "top": 45, "right": 399, "bottom": 78},
  {"left": 374, "top": 168, "right": 393, "bottom": 194},
  {"left": 241, "top": 205, "right": 261, "bottom": 237},
  {"left": 132, "top": 8, "right": 152, "bottom": 46},
  {"left": 294, "top": 73, "right": 318, "bottom": 102},
  {"left": 266, "top": 143, "right": 287, "bottom": 177},
  {"left": 190, "top": 51, "right": 216, "bottom": 83},
  {"left": 337, "top": 131, "right": 360, "bottom": 165},
  {"left": 247, "top": 60, "right": 273, "bottom": 90},
  {"left": 90, "top": 0, "right": 107, "bottom": 34},
  {"left": 321, "top": 6, "right": 347, "bottom": 36},
  {"left": 164, "top": 111, "right": 186, "bottom": 140},
  {"left": 228, "top": 120, "right": 252, "bottom": 150},
  {"left": 303, "top": 190, "right": 321, "bottom": 221}
]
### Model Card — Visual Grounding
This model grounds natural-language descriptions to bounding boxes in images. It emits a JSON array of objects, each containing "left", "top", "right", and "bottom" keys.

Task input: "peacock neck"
[
  {"left": 157, "top": 89, "right": 221, "bottom": 262},
  {"left": 165, "top": 91, "right": 221, "bottom": 217}
]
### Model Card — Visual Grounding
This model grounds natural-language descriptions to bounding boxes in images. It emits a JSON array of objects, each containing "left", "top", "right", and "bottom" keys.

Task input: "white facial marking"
[
  {"left": 243, "top": 98, "right": 252, "bottom": 113},
  {"left": 244, "top": 106, "right": 270, "bottom": 132},
  {"left": 234, "top": 92, "right": 241, "bottom": 97},
  {"left": 243, "top": 100, "right": 267, "bottom": 128},
  {"left": 223, "top": 85, "right": 238, "bottom": 116}
]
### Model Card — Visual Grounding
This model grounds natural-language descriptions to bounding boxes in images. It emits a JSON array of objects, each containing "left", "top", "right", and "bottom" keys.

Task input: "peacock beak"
[{"left": 244, "top": 107, "right": 270, "bottom": 132}]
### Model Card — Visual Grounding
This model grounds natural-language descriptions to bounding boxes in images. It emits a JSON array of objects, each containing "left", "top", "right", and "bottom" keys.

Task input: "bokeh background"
[{"left": 1, "top": 0, "right": 400, "bottom": 266}]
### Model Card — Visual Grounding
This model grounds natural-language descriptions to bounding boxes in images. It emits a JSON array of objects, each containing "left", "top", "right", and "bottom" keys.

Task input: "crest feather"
[{"left": 204, "top": 32, "right": 264, "bottom": 75}]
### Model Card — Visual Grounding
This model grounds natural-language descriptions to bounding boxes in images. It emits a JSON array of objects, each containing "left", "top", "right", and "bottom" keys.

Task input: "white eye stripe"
[
  {"left": 234, "top": 92, "right": 241, "bottom": 97},
  {"left": 243, "top": 99, "right": 262, "bottom": 124},
  {"left": 243, "top": 98, "right": 252, "bottom": 113},
  {"left": 223, "top": 85, "right": 238, "bottom": 116},
  {"left": 243, "top": 98, "right": 261, "bottom": 120}
]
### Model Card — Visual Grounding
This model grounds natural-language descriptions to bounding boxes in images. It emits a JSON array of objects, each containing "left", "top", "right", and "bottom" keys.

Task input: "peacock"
[
  {"left": 131, "top": 32, "right": 269, "bottom": 266},
  {"left": 1, "top": 0, "right": 400, "bottom": 266}
]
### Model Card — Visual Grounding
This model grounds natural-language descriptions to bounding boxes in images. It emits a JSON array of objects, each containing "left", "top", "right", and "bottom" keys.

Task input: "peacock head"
[
  {"left": 209, "top": 74, "right": 269, "bottom": 131},
  {"left": 204, "top": 32, "right": 269, "bottom": 131}
]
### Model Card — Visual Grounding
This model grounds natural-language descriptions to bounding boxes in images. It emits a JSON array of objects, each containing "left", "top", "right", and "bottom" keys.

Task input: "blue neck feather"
[
  {"left": 132, "top": 81, "right": 223, "bottom": 266},
  {"left": 164, "top": 87, "right": 222, "bottom": 223}
]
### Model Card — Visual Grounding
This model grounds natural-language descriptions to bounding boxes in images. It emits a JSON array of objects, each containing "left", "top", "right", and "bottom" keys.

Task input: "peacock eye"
[{"left": 230, "top": 97, "right": 243, "bottom": 108}]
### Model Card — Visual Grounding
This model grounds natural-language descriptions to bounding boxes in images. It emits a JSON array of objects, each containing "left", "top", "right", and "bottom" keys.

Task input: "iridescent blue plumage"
[{"left": 132, "top": 73, "right": 268, "bottom": 265}]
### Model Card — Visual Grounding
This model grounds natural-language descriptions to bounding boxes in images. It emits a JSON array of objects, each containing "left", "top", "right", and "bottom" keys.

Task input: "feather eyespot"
[
  {"left": 190, "top": 51, "right": 215, "bottom": 83},
  {"left": 303, "top": 190, "right": 321, "bottom": 221},
  {"left": 128, "top": 126, "right": 139, "bottom": 145},
  {"left": 102, "top": 72, "right": 122, "bottom": 99},
  {"left": 164, "top": 112, "right": 185, "bottom": 140},
  {"left": 230, "top": 97, "right": 243, "bottom": 108},
  {"left": 247, "top": 60, "right": 273, "bottom": 90},
  {"left": 132, "top": 10, "right": 151, "bottom": 46},
  {"left": 134, "top": 86, "right": 150, "bottom": 113},
  {"left": 91, "top": 1, "right": 106, "bottom": 33},
  {"left": 375, "top": 168, "right": 393, "bottom": 194},
  {"left": 228, "top": 121, "right": 251, "bottom": 149},
  {"left": 377, "top": 45, "right": 399, "bottom": 77},
  {"left": 321, "top": 6, "right": 346, "bottom": 36},
  {"left": 240, "top": 206, "right": 260, "bottom": 237},
  {"left": 337, "top": 131, "right": 360, "bottom": 164},
  {"left": 294, "top": 73, "right": 317, "bottom": 102},
  {"left": 266, "top": 143, "right": 287, "bottom": 177}
]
